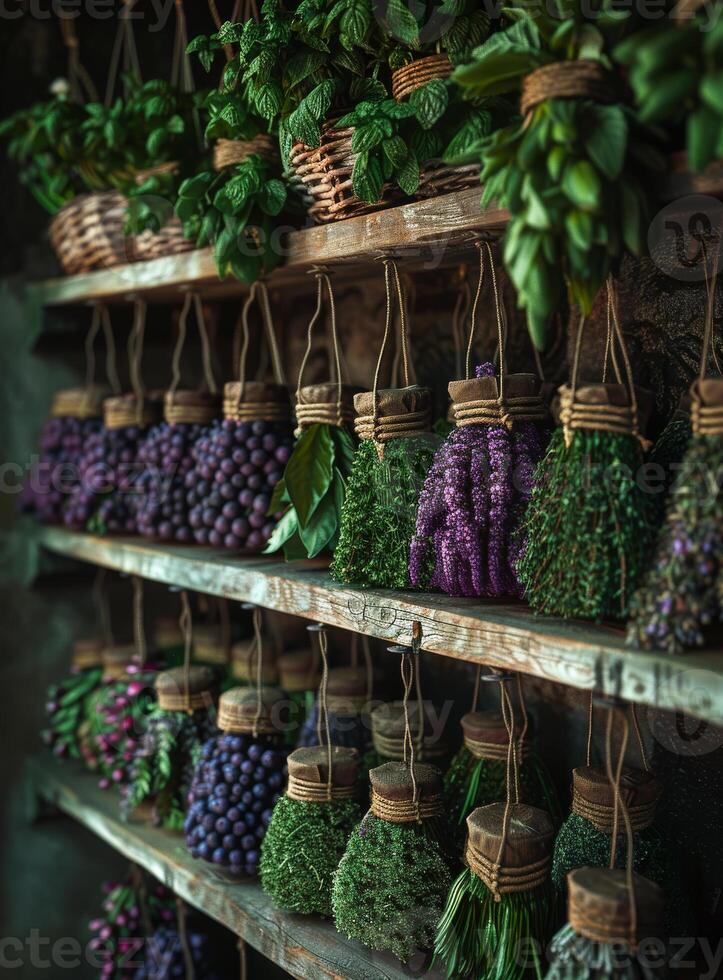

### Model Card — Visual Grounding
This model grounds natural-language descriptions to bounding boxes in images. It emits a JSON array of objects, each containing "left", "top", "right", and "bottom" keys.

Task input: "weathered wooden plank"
[
  {"left": 28, "top": 758, "right": 422, "bottom": 980},
  {"left": 33, "top": 190, "right": 505, "bottom": 307},
  {"left": 38, "top": 527, "right": 723, "bottom": 724}
]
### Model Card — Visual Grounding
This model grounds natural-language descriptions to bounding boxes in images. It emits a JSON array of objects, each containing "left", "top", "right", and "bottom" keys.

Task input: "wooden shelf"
[
  {"left": 27, "top": 757, "right": 418, "bottom": 980},
  {"left": 37, "top": 526, "right": 723, "bottom": 724},
  {"left": 33, "top": 189, "right": 508, "bottom": 307}
]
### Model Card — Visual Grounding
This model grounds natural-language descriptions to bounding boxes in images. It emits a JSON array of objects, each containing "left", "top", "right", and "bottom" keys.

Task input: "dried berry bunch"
[
  {"left": 410, "top": 363, "right": 549, "bottom": 596},
  {"left": 42, "top": 660, "right": 103, "bottom": 762},
  {"left": 26, "top": 413, "right": 102, "bottom": 525},
  {"left": 185, "top": 730, "right": 286, "bottom": 877},
  {"left": 134, "top": 925, "right": 223, "bottom": 980}
]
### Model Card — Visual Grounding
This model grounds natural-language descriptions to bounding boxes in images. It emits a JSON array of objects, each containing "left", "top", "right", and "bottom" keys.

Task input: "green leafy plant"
[
  {"left": 265, "top": 423, "right": 355, "bottom": 558},
  {"left": 615, "top": 12, "right": 723, "bottom": 172},
  {"left": 336, "top": 97, "right": 421, "bottom": 200},
  {"left": 452, "top": 4, "right": 663, "bottom": 349},
  {"left": 380, "top": 0, "right": 491, "bottom": 68},
  {"left": 175, "top": 153, "right": 287, "bottom": 281}
]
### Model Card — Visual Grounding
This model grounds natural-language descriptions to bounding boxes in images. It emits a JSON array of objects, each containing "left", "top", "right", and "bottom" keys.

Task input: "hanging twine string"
[
  {"left": 251, "top": 606, "right": 265, "bottom": 738},
  {"left": 691, "top": 241, "right": 723, "bottom": 435},
  {"left": 84, "top": 306, "right": 102, "bottom": 390},
  {"left": 586, "top": 693, "right": 650, "bottom": 772},
  {"left": 93, "top": 569, "right": 113, "bottom": 649},
  {"left": 605, "top": 706, "right": 638, "bottom": 950},
  {"left": 155, "top": 590, "right": 199, "bottom": 712},
  {"left": 128, "top": 298, "right": 148, "bottom": 425},
  {"left": 105, "top": 0, "right": 142, "bottom": 106},
  {"left": 58, "top": 14, "right": 99, "bottom": 103},
  {"left": 130, "top": 864, "right": 153, "bottom": 940},
  {"left": 226, "top": 283, "right": 289, "bottom": 422},
  {"left": 451, "top": 266, "right": 472, "bottom": 381},
  {"left": 294, "top": 269, "right": 353, "bottom": 432},
  {"left": 355, "top": 258, "right": 430, "bottom": 445},
  {"left": 462, "top": 666, "right": 529, "bottom": 762},
  {"left": 586, "top": 690, "right": 595, "bottom": 767},
  {"left": 175, "top": 898, "right": 195, "bottom": 980},
  {"left": 237, "top": 939, "right": 247, "bottom": 980},
  {"left": 171, "top": 0, "right": 194, "bottom": 94},
  {"left": 99, "top": 305, "right": 121, "bottom": 395},
  {"left": 166, "top": 293, "right": 218, "bottom": 424},
  {"left": 454, "top": 242, "right": 546, "bottom": 428},
  {"left": 131, "top": 576, "right": 147, "bottom": 667}
]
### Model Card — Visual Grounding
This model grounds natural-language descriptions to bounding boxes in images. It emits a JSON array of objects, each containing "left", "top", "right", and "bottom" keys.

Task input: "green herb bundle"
[
  {"left": 332, "top": 761, "right": 454, "bottom": 962},
  {"left": 452, "top": 4, "right": 662, "bottom": 350},
  {"left": 444, "top": 709, "right": 561, "bottom": 836},
  {"left": 42, "top": 640, "right": 104, "bottom": 761},
  {"left": 122, "top": 667, "right": 217, "bottom": 830},
  {"left": 434, "top": 804, "right": 559, "bottom": 980},
  {"left": 260, "top": 746, "right": 363, "bottom": 916},
  {"left": 545, "top": 868, "right": 667, "bottom": 980},
  {"left": 615, "top": 11, "right": 723, "bottom": 173}
]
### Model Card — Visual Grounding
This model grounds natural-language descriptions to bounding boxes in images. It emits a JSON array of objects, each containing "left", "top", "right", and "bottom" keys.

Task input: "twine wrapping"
[
  {"left": 691, "top": 379, "right": 723, "bottom": 436},
  {"left": 213, "top": 135, "right": 277, "bottom": 171},
  {"left": 567, "top": 868, "right": 664, "bottom": 948},
  {"left": 370, "top": 786, "right": 443, "bottom": 822},
  {"left": 392, "top": 53, "right": 452, "bottom": 101},
  {"left": 156, "top": 667, "right": 215, "bottom": 712},
  {"left": 466, "top": 837, "right": 550, "bottom": 896},
  {"left": 372, "top": 729, "right": 447, "bottom": 762},
  {"left": 450, "top": 376, "right": 548, "bottom": 429},
  {"left": 71, "top": 638, "right": 104, "bottom": 670},
  {"left": 571, "top": 790, "right": 658, "bottom": 833},
  {"left": 463, "top": 734, "right": 528, "bottom": 763},
  {"left": 217, "top": 686, "right": 281, "bottom": 734},
  {"left": 287, "top": 775, "right": 357, "bottom": 802},
  {"left": 51, "top": 386, "right": 106, "bottom": 420},
  {"left": 104, "top": 395, "right": 157, "bottom": 430},
  {"left": 520, "top": 60, "right": 615, "bottom": 118}
]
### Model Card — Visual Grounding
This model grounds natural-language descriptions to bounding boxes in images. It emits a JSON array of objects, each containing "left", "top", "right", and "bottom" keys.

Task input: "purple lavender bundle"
[{"left": 409, "top": 364, "right": 549, "bottom": 597}]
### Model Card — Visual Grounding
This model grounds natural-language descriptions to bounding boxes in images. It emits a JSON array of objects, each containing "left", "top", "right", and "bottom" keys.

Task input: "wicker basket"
[
  {"left": 391, "top": 54, "right": 481, "bottom": 200},
  {"left": 288, "top": 117, "right": 402, "bottom": 224},
  {"left": 48, "top": 191, "right": 130, "bottom": 275},
  {"left": 128, "top": 161, "right": 195, "bottom": 263},
  {"left": 213, "top": 135, "right": 278, "bottom": 171},
  {"left": 391, "top": 53, "right": 452, "bottom": 101}
]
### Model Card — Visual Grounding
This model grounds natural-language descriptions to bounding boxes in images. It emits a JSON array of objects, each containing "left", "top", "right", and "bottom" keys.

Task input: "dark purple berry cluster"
[
  {"left": 135, "top": 926, "right": 222, "bottom": 980},
  {"left": 188, "top": 419, "right": 292, "bottom": 552},
  {"left": 185, "top": 732, "right": 286, "bottom": 876},
  {"left": 25, "top": 415, "right": 101, "bottom": 524},
  {"left": 135, "top": 420, "right": 212, "bottom": 543},
  {"left": 64, "top": 424, "right": 147, "bottom": 533}
]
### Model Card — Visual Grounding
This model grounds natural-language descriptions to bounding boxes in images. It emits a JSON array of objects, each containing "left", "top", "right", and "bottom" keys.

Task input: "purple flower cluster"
[{"left": 409, "top": 364, "right": 547, "bottom": 597}]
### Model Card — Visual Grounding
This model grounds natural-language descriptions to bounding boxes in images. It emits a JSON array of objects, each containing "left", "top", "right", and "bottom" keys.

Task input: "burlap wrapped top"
[
  {"left": 465, "top": 802, "right": 554, "bottom": 898},
  {"left": 286, "top": 745, "right": 359, "bottom": 802},
  {"left": 572, "top": 766, "right": 661, "bottom": 833},
  {"left": 164, "top": 389, "right": 220, "bottom": 426},
  {"left": 568, "top": 867, "right": 664, "bottom": 948},
  {"left": 72, "top": 636, "right": 105, "bottom": 670},
  {"left": 354, "top": 385, "right": 432, "bottom": 443},
  {"left": 155, "top": 665, "right": 217, "bottom": 712},
  {"left": 223, "top": 380, "right": 291, "bottom": 424},
  {"left": 325, "top": 666, "right": 368, "bottom": 713},
  {"left": 154, "top": 616, "right": 185, "bottom": 650},
  {"left": 369, "top": 761, "right": 443, "bottom": 823},
  {"left": 103, "top": 393, "right": 160, "bottom": 430},
  {"left": 461, "top": 710, "right": 530, "bottom": 762},
  {"left": 371, "top": 701, "right": 448, "bottom": 762},
  {"left": 520, "top": 60, "right": 615, "bottom": 118},
  {"left": 690, "top": 378, "right": 723, "bottom": 436},
  {"left": 51, "top": 385, "right": 108, "bottom": 420},
  {"left": 193, "top": 624, "right": 231, "bottom": 667},
  {"left": 230, "top": 638, "right": 279, "bottom": 683},
  {"left": 557, "top": 383, "right": 654, "bottom": 445},
  {"left": 217, "top": 685, "right": 283, "bottom": 735},
  {"left": 449, "top": 374, "right": 548, "bottom": 429},
  {"left": 295, "top": 382, "right": 358, "bottom": 431},
  {"left": 278, "top": 648, "right": 318, "bottom": 693},
  {"left": 101, "top": 643, "right": 135, "bottom": 680}
]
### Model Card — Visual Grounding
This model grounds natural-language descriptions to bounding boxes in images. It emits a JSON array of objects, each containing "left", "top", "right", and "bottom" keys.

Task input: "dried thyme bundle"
[
  {"left": 331, "top": 259, "right": 438, "bottom": 588},
  {"left": 261, "top": 625, "right": 364, "bottom": 916},
  {"left": 518, "top": 286, "right": 655, "bottom": 619},
  {"left": 332, "top": 645, "right": 454, "bottom": 962}
]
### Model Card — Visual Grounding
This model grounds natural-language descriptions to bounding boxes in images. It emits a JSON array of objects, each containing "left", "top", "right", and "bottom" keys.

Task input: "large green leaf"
[
  {"left": 561, "top": 160, "right": 601, "bottom": 210},
  {"left": 299, "top": 490, "right": 338, "bottom": 557},
  {"left": 284, "top": 424, "right": 335, "bottom": 526},
  {"left": 263, "top": 507, "right": 299, "bottom": 554},
  {"left": 584, "top": 104, "right": 627, "bottom": 180},
  {"left": 410, "top": 80, "right": 448, "bottom": 130},
  {"left": 332, "top": 427, "right": 356, "bottom": 477},
  {"left": 352, "top": 150, "right": 384, "bottom": 202}
]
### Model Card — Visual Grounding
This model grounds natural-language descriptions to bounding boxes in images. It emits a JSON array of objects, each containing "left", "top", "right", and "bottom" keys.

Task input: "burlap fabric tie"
[
  {"left": 51, "top": 385, "right": 108, "bottom": 420},
  {"left": 286, "top": 745, "right": 359, "bottom": 803},
  {"left": 354, "top": 385, "right": 432, "bottom": 444},
  {"left": 104, "top": 393, "right": 159, "bottom": 430},
  {"left": 295, "top": 382, "right": 357, "bottom": 432},
  {"left": 461, "top": 710, "right": 529, "bottom": 763},
  {"left": 520, "top": 59, "right": 616, "bottom": 118},
  {"left": 571, "top": 765, "right": 661, "bottom": 834},
  {"left": 71, "top": 637, "right": 105, "bottom": 670},
  {"left": 690, "top": 378, "right": 723, "bottom": 436},
  {"left": 224, "top": 380, "right": 291, "bottom": 424},
  {"left": 371, "top": 701, "right": 448, "bottom": 763},
  {"left": 218, "top": 685, "right": 283, "bottom": 736},
  {"left": 278, "top": 648, "right": 318, "bottom": 694},
  {"left": 449, "top": 374, "right": 548, "bottom": 429},
  {"left": 101, "top": 643, "right": 135, "bottom": 681},
  {"left": 567, "top": 867, "right": 664, "bottom": 948},
  {"left": 465, "top": 802, "right": 554, "bottom": 900},
  {"left": 155, "top": 665, "right": 217, "bottom": 713},
  {"left": 369, "top": 761, "right": 444, "bottom": 824}
]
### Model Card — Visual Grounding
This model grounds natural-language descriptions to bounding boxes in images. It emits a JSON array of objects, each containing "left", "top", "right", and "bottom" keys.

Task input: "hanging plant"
[
  {"left": 332, "top": 643, "right": 454, "bottom": 962},
  {"left": 296, "top": 665, "right": 372, "bottom": 754},
  {"left": 365, "top": 698, "right": 449, "bottom": 772},
  {"left": 517, "top": 287, "right": 656, "bottom": 620},
  {"left": 135, "top": 918, "right": 224, "bottom": 980},
  {"left": 135, "top": 295, "right": 221, "bottom": 543},
  {"left": 42, "top": 637, "right": 104, "bottom": 761},
  {"left": 443, "top": 672, "right": 560, "bottom": 838},
  {"left": 88, "top": 873, "right": 176, "bottom": 980},
  {"left": 261, "top": 623, "right": 364, "bottom": 916},
  {"left": 187, "top": 283, "right": 294, "bottom": 552},
  {"left": 627, "top": 381, "right": 723, "bottom": 651},
  {"left": 410, "top": 243, "right": 550, "bottom": 596},
  {"left": 451, "top": 7, "right": 663, "bottom": 350},
  {"left": 123, "top": 656, "right": 218, "bottom": 829},
  {"left": 331, "top": 259, "right": 438, "bottom": 588},
  {"left": 265, "top": 270, "right": 357, "bottom": 559},
  {"left": 545, "top": 867, "right": 667, "bottom": 980},
  {"left": 185, "top": 608, "right": 287, "bottom": 877},
  {"left": 25, "top": 310, "right": 108, "bottom": 524},
  {"left": 615, "top": 11, "right": 723, "bottom": 173}
]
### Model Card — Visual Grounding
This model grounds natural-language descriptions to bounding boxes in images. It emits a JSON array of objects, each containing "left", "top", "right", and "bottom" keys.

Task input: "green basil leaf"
[
  {"left": 352, "top": 149, "right": 383, "bottom": 203},
  {"left": 284, "top": 424, "right": 334, "bottom": 526},
  {"left": 584, "top": 104, "right": 627, "bottom": 181},
  {"left": 263, "top": 507, "right": 299, "bottom": 554},
  {"left": 561, "top": 160, "right": 601, "bottom": 211},
  {"left": 409, "top": 79, "right": 448, "bottom": 130},
  {"left": 299, "top": 490, "right": 337, "bottom": 558}
]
